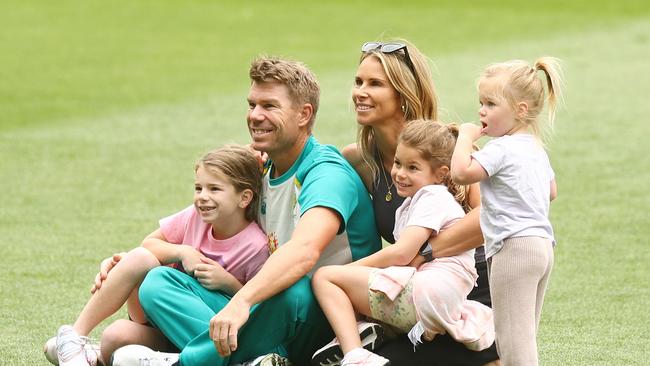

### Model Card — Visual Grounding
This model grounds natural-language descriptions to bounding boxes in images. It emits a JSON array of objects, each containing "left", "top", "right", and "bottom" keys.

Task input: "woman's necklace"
[{"left": 378, "top": 153, "right": 395, "bottom": 202}]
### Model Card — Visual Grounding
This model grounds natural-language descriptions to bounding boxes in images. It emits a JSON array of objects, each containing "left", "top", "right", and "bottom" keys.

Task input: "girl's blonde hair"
[
  {"left": 357, "top": 39, "right": 438, "bottom": 180},
  {"left": 478, "top": 57, "right": 564, "bottom": 141},
  {"left": 196, "top": 144, "right": 262, "bottom": 223},
  {"left": 398, "top": 119, "right": 471, "bottom": 212}
]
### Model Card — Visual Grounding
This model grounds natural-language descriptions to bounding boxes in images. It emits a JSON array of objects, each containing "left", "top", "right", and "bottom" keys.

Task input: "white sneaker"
[
  {"left": 56, "top": 325, "right": 99, "bottom": 366},
  {"left": 231, "top": 353, "right": 292, "bottom": 366},
  {"left": 311, "top": 321, "right": 384, "bottom": 366},
  {"left": 340, "top": 348, "right": 389, "bottom": 366},
  {"left": 44, "top": 336, "right": 101, "bottom": 365},
  {"left": 111, "top": 344, "right": 179, "bottom": 366}
]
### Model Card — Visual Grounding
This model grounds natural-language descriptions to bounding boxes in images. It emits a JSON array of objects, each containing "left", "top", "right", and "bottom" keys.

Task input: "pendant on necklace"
[{"left": 385, "top": 191, "right": 392, "bottom": 202}]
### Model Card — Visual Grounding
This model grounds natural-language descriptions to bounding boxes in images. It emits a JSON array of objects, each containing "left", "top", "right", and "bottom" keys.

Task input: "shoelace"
[
  {"left": 319, "top": 354, "right": 343, "bottom": 366},
  {"left": 58, "top": 332, "right": 98, "bottom": 363},
  {"left": 57, "top": 332, "right": 85, "bottom": 361},
  {"left": 138, "top": 354, "right": 175, "bottom": 366}
]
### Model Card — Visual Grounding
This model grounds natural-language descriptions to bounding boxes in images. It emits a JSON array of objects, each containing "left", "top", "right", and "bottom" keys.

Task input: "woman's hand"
[
  {"left": 194, "top": 257, "right": 243, "bottom": 294},
  {"left": 91, "top": 252, "right": 127, "bottom": 293}
]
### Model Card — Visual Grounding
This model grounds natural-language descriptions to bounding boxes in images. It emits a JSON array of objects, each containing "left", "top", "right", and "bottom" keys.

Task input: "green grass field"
[{"left": 1, "top": 1, "right": 648, "bottom": 365}]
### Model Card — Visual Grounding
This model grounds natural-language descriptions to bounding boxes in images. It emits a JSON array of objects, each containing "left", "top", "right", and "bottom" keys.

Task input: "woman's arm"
[
  {"left": 428, "top": 207, "right": 483, "bottom": 258},
  {"left": 341, "top": 143, "right": 373, "bottom": 192},
  {"left": 353, "top": 225, "right": 431, "bottom": 268},
  {"left": 406, "top": 183, "right": 483, "bottom": 267}
]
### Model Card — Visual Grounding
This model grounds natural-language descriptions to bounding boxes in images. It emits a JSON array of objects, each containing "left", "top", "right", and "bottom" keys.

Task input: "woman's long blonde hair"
[{"left": 357, "top": 40, "right": 438, "bottom": 181}]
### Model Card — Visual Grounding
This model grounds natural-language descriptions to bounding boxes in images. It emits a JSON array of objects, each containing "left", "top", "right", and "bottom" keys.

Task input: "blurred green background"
[{"left": 1, "top": 1, "right": 648, "bottom": 365}]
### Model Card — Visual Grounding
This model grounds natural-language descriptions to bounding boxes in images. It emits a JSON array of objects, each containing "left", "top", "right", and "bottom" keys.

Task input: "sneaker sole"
[
  {"left": 44, "top": 338, "right": 59, "bottom": 365},
  {"left": 258, "top": 353, "right": 292, "bottom": 366},
  {"left": 311, "top": 323, "right": 385, "bottom": 366}
]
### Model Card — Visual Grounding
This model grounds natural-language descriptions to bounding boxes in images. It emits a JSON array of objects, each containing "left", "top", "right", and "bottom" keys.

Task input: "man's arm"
[{"left": 209, "top": 206, "right": 341, "bottom": 356}]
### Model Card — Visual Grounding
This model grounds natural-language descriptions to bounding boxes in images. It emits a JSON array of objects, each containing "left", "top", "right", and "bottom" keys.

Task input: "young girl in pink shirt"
[{"left": 44, "top": 144, "right": 269, "bottom": 366}]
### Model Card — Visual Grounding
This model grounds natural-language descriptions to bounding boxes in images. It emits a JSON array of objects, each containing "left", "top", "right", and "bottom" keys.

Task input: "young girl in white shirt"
[{"left": 451, "top": 58, "right": 563, "bottom": 366}]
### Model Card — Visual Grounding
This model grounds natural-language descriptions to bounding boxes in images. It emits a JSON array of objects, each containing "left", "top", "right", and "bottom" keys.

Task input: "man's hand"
[
  {"left": 209, "top": 297, "right": 251, "bottom": 356},
  {"left": 91, "top": 252, "right": 126, "bottom": 293}
]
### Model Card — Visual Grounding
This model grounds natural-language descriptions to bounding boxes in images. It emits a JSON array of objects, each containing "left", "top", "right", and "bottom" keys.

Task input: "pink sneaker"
[{"left": 341, "top": 348, "right": 389, "bottom": 366}]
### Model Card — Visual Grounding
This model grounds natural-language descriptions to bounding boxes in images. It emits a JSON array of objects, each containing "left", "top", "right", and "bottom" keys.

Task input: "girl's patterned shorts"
[{"left": 367, "top": 268, "right": 417, "bottom": 333}]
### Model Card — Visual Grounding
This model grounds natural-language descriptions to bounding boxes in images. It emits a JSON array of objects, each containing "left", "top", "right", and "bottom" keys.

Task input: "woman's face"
[{"left": 352, "top": 56, "right": 403, "bottom": 127}]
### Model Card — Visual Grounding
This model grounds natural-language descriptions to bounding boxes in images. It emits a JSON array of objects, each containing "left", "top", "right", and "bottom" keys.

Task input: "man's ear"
[
  {"left": 517, "top": 101, "right": 529, "bottom": 120},
  {"left": 239, "top": 189, "right": 254, "bottom": 208},
  {"left": 297, "top": 103, "right": 314, "bottom": 128}
]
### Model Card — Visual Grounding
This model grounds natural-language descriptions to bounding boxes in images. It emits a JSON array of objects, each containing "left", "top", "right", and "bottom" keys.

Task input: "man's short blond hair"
[{"left": 249, "top": 56, "right": 320, "bottom": 130}]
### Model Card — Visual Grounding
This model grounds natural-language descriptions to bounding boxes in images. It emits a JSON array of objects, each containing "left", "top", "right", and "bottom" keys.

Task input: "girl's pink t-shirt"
[{"left": 159, "top": 205, "right": 270, "bottom": 284}]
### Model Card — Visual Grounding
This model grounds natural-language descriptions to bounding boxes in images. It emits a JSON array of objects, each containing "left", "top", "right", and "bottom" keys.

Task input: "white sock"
[{"left": 343, "top": 347, "right": 367, "bottom": 360}]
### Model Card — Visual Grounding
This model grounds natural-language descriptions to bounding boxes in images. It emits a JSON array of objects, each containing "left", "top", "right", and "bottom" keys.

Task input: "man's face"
[{"left": 246, "top": 81, "right": 302, "bottom": 155}]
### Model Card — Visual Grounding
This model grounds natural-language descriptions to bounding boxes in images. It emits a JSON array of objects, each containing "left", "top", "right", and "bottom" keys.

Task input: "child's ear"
[
  {"left": 239, "top": 189, "right": 254, "bottom": 208},
  {"left": 517, "top": 101, "right": 529, "bottom": 120},
  {"left": 436, "top": 166, "right": 450, "bottom": 183}
]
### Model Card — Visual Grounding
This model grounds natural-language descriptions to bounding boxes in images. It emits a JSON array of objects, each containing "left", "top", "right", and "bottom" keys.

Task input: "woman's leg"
[
  {"left": 72, "top": 247, "right": 160, "bottom": 335},
  {"left": 312, "top": 265, "right": 374, "bottom": 354}
]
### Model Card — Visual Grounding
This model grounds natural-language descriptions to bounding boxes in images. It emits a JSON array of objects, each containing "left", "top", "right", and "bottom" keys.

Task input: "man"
[{"left": 112, "top": 57, "right": 380, "bottom": 366}]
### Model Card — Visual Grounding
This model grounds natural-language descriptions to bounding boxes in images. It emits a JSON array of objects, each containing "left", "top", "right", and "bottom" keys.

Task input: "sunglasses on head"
[{"left": 361, "top": 42, "right": 415, "bottom": 75}]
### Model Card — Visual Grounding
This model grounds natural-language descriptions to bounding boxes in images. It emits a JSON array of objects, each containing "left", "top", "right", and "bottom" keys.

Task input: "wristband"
[{"left": 418, "top": 241, "right": 433, "bottom": 262}]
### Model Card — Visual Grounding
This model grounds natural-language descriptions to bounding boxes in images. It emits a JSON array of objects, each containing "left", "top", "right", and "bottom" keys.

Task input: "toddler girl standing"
[{"left": 451, "top": 58, "right": 563, "bottom": 366}]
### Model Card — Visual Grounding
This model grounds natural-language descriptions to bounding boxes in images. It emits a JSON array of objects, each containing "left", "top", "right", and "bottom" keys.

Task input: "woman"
[{"left": 342, "top": 40, "right": 499, "bottom": 366}]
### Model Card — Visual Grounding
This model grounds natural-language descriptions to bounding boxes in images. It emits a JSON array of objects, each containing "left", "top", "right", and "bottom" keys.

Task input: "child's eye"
[
  {"left": 211, "top": 187, "right": 221, "bottom": 192},
  {"left": 194, "top": 186, "right": 201, "bottom": 192}
]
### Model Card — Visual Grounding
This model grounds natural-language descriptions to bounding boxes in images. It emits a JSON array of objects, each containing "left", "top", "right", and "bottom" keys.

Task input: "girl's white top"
[{"left": 471, "top": 134, "right": 555, "bottom": 258}]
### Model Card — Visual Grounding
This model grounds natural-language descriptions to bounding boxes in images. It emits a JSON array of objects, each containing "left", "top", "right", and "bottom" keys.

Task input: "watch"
[{"left": 418, "top": 241, "right": 433, "bottom": 262}]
